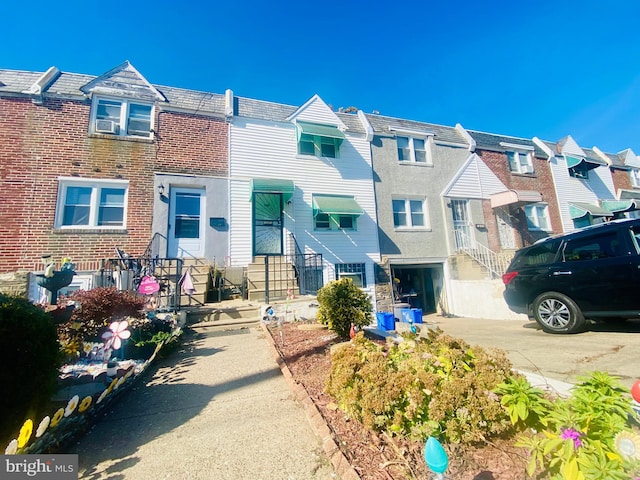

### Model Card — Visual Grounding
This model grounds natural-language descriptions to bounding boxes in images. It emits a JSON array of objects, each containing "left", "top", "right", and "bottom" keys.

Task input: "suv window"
[
  {"left": 510, "top": 239, "right": 561, "bottom": 269},
  {"left": 562, "top": 231, "right": 623, "bottom": 262}
]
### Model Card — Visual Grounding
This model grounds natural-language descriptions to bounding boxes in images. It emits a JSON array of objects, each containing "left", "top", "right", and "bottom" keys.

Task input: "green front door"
[{"left": 253, "top": 193, "right": 283, "bottom": 255}]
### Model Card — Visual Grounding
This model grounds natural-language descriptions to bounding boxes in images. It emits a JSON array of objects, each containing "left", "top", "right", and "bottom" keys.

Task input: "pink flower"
[
  {"left": 102, "top": 321, "right": 131, "bottom": 350},
  {"left": 561, "top": 428, "right": 583, "bottom": 449}
]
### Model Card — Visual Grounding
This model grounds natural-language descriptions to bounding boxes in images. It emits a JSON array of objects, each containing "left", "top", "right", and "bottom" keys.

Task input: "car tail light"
[{"left": 502, "top": 271, "right": 518, "bottom": 285}]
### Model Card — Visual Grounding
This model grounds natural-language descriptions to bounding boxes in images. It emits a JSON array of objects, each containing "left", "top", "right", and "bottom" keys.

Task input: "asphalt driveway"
[{"left": 426, "top": 314, "right": 640, "bottom": 390}]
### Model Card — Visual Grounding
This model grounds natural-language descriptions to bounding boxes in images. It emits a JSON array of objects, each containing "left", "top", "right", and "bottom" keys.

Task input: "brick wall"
[
  {"left": 478, "top": 150, "right": 561, "bottom": 247},
  {"left": 0, "top": 96, "right": 228, "bottom": 273}
]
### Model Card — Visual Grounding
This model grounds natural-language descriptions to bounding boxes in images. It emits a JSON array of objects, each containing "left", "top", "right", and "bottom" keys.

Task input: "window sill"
[
  {"left": 393, "top": 227, "right": 432, "bottom": 232},
  {"left": 53, "top": 228, "right": 128, "bottom": 234},
  {"left": 89, "top": 133, "right": 154, "bottom": 143},
  {"left": 398, "top": 162, "right": 434, "bottom": 167},
  {"left": 509, "top": 172, "right": 537, "bottom": 178}
]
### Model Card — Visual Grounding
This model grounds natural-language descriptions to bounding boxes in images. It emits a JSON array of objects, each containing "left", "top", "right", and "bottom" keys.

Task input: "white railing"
[{"left": 454, "top": 229, "right": 514, "bottom": 279}]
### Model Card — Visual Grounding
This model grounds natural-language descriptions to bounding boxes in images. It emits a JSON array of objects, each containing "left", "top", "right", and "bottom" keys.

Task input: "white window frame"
[
  {"left": 396, "top": 135, "right": 433, "bottom": 164},
  {"left": 335, "top": 263, "right": 367, "bottom": 288},
  {"left": 90, "top": 96, "right": 155, "bottom": 139},
  {"left": 55, "top": 177, "right": 129, "bottom": 230},
  {"left": 507, "top": 151, "right": 534, "bottom": 174},
  {"left": 524, "top": 203, "right": 551, "bottom": 231},
  {"left": 630, "top": 168, "right": 640, "bottom": 188},
  {"left": 392, "top": 197, "right": 429, "bottom": 229}
]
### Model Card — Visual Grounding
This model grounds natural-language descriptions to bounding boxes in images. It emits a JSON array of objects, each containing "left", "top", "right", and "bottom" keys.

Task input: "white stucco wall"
[{"left": 448, "top": 279, "right": 528, "bottom": 320}]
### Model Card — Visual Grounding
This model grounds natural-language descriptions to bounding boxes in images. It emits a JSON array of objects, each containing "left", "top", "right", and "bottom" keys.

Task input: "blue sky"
[{"left": 4, "top": 0, "right": 640, "bottom": 154}]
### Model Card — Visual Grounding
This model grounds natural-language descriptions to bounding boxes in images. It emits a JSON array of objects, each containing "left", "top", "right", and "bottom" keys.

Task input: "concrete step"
[{"left": 186, "top": 303, "right": 262, "bottom": 330}]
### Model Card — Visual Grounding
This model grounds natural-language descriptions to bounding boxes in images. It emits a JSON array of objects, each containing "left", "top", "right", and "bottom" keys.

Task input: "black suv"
[{"left": 502, "top": 218, "right": 640, "bottom": 333}]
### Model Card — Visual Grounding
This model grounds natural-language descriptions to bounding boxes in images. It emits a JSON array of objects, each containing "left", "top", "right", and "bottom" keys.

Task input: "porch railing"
[
  {"left": 96, "top": 255, "right": 184, "bottom": 312},
  {"left": 454, "top": 230, "right": 513, "bottom": 279},
  {"left": 290, "top": 233, "right": 323, "bottom": 296}
]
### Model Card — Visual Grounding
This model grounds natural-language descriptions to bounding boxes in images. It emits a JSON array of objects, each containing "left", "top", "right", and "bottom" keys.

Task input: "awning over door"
[
  {"left": 312, "top": 194, "right": 363, "bottom": 216},
  {"left": 565, "top": 155, "right": 607, "bottom": 171},
  {"left": 569, "top": 202, "right": 614, "bottom": 219},
  {"left": 490, "top": 189, "right": 543, "bottom": 208},
  {"left": 251, "top": 178, "right": 295, "bottom": 202}
]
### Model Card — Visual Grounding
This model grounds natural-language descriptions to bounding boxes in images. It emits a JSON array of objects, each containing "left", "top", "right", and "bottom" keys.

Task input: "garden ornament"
[{"left": 424, "top": 436, "right": 448, "bottom": 479}]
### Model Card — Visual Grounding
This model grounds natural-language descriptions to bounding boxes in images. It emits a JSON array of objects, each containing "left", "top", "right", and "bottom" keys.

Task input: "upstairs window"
[
  {"left": 569, "top": 163, "right": 589, "bottom": 179},
  {"left": 56, "top": 178, "right": 128, "bottom": 229},
  {"left": 507, "top": 151, "right": 534, "bottom": 174},
  {"left": 91, "top": 97, "right": 153, "bottom": 138},
  {"left": 397, "top": 136, "right": 430, "bottom": 164},
  {"left": 630, "top": 168, "right": 640, "bottom": 188},
  {"left": 296, "top": 122, "right": 345, "bottom": 158},
  {"left": 392, "top": 198, "right": 428, "bottom": 229},
  {"left": 525, "top": 203, "right": 551, "bottom": 231}
]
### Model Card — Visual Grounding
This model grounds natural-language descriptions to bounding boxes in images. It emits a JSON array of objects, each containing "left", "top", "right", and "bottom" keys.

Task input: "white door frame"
[{"left": 167, "top": 187, "right": 205, "bottom": 258}]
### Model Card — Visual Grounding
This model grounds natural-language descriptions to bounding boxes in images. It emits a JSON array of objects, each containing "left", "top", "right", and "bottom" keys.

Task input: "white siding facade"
[{"left": 229, "top": 96, "right": 380, "bottom": 300}]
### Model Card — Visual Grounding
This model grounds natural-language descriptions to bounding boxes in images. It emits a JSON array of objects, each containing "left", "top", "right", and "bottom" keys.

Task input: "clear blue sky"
[{"left": 4, "top": 0, "right": 640, "bottom": 154}]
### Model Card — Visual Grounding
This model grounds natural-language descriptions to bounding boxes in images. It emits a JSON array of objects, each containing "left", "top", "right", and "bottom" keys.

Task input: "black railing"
[
  {"left": 290, "top": 233, "right": 323, "bottom": 296},
  {"left": 97, "top": 256, "right": 183, "bottom": 312}
]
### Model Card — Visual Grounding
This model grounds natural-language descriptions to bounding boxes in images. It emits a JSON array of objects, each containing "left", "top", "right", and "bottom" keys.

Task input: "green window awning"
[
  {"left": 296, "top": 121, "right": 345, "bottom": 144},
  {"left": 565, "top": 155, "right": 607, "bottom": 171},
  {"left": 569, "top": 202, "right": 614, "bottom": 219},
  {"left": 601, "top": 199, "right": 640, "bottom": 213},
  {"left": 313, "top": 194, "right": 363, "bottom": 216},
  {"left": 251, "top": 178, "right": 294, "bottom": 202}
]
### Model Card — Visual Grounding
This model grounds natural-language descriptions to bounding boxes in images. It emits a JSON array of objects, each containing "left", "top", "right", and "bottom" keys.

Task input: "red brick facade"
[
  {"left": 477, "top": 150, "right": 561, "bottom": 250},
  {"left": 0, "top": 96, "right": 228, "bottom": 273}
]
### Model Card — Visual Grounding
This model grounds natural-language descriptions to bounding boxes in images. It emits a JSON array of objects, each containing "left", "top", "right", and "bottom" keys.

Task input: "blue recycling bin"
[
  {"left": 401, "top": 308, "right": 423, "bottom": 324},
  {"left": 376, "top": 312, "right": 395, "bottom": 331}
]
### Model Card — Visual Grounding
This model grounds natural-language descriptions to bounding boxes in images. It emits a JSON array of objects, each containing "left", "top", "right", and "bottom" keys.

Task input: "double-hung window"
[
  {"left": 296, "top": 122, "right": 344, "bottom": 158},
  {"left": 525, "top": 203, "right": 551, "bottom": 231},
  {"left": 397, "top": 136, "right": 429, "bottom": 164},
  {"left": 56, "top": 178, "right": 128, "bottom": 229},
  {"left": 392, "top": 198, "right": 428, "bottom": 229},
  {"left": 630, "top": 168, "right": 640, "bottom": 188},
  {"left": 507, "top": 151, "right": 534, "bottom": 174},
  {"left": 312, "top": 194, "right": 362, "bottom": 231},
  {"left": 91, "top": 97, "right": 153, "bottom": 138},
  {"left": 335, "top": 263, "right": 367, "bottom": 288}
]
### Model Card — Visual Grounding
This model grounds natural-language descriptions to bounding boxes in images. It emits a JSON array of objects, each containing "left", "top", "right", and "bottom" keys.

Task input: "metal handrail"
[{"left": 453, "top": 230, "right": 513, "bottom": 279}]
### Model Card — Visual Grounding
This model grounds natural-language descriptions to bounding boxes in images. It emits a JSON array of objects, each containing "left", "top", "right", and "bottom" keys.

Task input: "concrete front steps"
[
  {"left": 178, "top": 258, "right": 211, "bottom": 306},
  {"left": 246, "top": 255, "right": 299, "bottom": 302}
]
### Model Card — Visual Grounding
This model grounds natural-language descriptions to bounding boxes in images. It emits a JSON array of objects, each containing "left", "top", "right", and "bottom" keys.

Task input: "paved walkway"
[{"left": 73, "top": 324, "right": 341, "bottom": 480}]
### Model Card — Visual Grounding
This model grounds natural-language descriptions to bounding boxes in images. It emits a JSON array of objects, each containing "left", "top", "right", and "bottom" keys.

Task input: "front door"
[
  {"left": 451, "top": 199, "right": 473, "bottom": 249},
  {"left": 253, "top": 193, "right": 283, "bottom": 255},
  {"left": 497, "top": 208, "right": 516, "bottom": 249},
  {"left": 168, "top": 187, "right": 205, "bottom": 257}
]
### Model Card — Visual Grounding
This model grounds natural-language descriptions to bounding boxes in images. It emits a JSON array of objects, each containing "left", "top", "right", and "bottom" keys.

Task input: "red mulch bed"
[{"left": 267, "top": 321, "right": 530, "bottom": 480}]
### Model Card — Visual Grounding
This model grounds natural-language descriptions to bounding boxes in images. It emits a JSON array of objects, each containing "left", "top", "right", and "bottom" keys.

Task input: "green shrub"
[
  {"left": 0, "top": 294, "right": 61, "bottom": 442},
  {"left": 316, "top": 278, "right": 372, "bottom": 340},
  {"left": 325, "top": 328, "right": 514, "bottom": 444}
]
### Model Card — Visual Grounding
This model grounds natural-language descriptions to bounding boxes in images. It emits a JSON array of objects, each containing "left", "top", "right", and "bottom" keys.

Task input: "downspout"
[{"left": 225, "top": 89, "right": 234, "bottom": 267}]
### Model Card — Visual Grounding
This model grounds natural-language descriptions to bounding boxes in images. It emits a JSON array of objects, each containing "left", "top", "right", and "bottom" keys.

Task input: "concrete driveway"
[{"left": 426, "top": 314, "right": 640, "bottom": 391}]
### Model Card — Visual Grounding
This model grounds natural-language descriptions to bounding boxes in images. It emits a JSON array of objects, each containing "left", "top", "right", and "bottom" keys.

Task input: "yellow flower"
[
  {"left": 4, "top": 439, "right": 18, "bottom": 455},
  {"left": 78, "top": 396, "right": 92, "bottom": 413},
  {"left": 35, "top": 416, "right": 50, "bottom": 438},
  {"left": 64, "top": 395, "right": 79, "bottom": 417},
  {"left": 615, "top": 431, "right": 640, "bottom": 460},
  {"left": 96, "top": 388, "right": 108, "bottom": 405},
  {"left": 50, "top": 408, "right": 64, "bottom": 427},
  {"left": 17, "top": 419, "right": 33, "bottom": 448}
]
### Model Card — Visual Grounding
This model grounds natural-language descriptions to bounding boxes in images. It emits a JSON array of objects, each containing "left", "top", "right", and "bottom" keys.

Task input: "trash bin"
[
  {"left": 376, "top": 312, "right": 395, "bottom": 331},
  {"left": 401, "top": 308, "right": 423, "bottom": 324},
  {"left": 393, "top": 303, "right": 411, "bottom": 322}
]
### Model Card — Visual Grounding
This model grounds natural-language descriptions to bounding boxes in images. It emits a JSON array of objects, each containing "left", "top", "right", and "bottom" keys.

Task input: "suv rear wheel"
[{"left": 532, "top": 292, "right": 585, "bottom": 334}]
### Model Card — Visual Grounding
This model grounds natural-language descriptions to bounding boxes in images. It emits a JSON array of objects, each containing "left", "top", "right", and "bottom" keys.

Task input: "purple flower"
[{"left": 561, "top": 428, "right": 583, "bottom": 449}]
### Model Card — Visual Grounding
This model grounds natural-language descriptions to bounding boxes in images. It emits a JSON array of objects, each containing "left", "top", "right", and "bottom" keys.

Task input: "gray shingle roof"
[
  {"left": 467, "top": 129, "right": 547, "bottom": 158},
  {"left": 365, "top": 113, "right": 468, "bottom": 145}
]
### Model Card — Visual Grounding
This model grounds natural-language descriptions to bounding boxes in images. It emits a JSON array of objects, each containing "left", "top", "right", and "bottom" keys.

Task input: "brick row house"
[{"left": 2, "top": 61, "right": 640, "bottom": 319}]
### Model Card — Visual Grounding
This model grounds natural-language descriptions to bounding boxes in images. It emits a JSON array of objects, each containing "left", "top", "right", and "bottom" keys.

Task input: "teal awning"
[
  {"left": 601, "top": 199, "right": 640, "bottom": 213},
  {"left": 569, "top": 202, "right": 614, "bottom": 219},
  {"left": 296, "top": 121, "right": 345, "bottom": 144},
  {"left": 565, "top": 155, "right": 607, "bottom": 171},
  {"left": 251, "top": 178, "right": 294, "bottom": 202},
  {"left": 313, "top": 195, "right": 363, "bottom": 216}
]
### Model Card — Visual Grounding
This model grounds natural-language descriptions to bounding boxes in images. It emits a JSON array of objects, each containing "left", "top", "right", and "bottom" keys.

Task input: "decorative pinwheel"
[{"left": 102, "top": 320, "right": 131, "bottom": 350}]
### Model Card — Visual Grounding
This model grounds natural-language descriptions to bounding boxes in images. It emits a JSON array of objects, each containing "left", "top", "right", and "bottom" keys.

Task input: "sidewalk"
[{"left": 72, "top": 324, "right": 342, "bottom": 479}]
